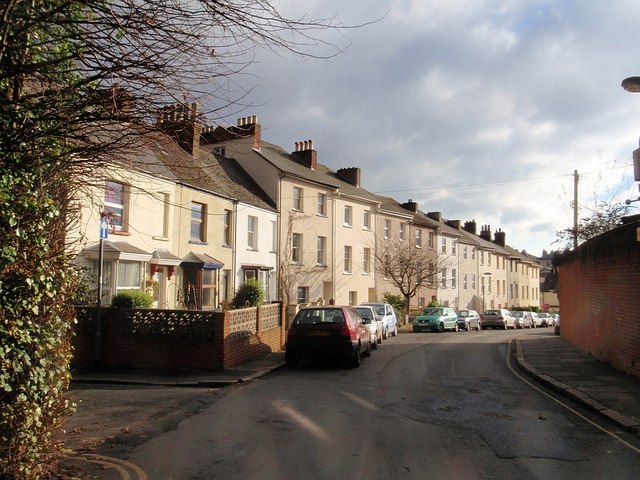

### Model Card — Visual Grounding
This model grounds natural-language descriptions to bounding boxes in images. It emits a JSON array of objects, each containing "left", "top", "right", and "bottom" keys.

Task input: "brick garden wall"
[
  {"left": 72, "top": 302, "right": 285, "bottom": 373},
  {"left": 557, "top": 217, "right": 640, "bottom": 378}
]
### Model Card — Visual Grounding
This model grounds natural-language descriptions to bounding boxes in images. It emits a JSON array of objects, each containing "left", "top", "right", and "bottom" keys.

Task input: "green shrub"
[
  {"left": 232, "top": 278, "right": 264, "bottom": 308},
  {"left": 111, "top": 289, "right": 154, "bottom": 308},
  {"left": 383, "top": 292, "right": 407, "bottom": 318}
]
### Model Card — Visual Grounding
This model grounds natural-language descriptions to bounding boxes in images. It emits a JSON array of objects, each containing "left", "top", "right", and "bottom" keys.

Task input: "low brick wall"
[
  {"left": 557, "top": 217, "right": 640, "bottom": 378},
  {"left": 72, "top": 302, "right": 285, "bottom": 372}
]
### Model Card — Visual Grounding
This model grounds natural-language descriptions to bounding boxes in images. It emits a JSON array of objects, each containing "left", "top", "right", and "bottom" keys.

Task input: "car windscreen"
[{"left": 424, "top": 308, "right": 442, "bottom": 315}]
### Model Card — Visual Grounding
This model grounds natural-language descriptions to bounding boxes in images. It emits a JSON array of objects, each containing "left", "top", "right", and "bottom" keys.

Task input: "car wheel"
[
  {"left": 454, "top": 323, "right": 459, "bottom": 332},
  {"left": 438, "top": 322, "right": 444, "bottom": 333},
  {"left": 363, "top": 341, "right": 372, "bottom": 357},
  {"left": 350, "top": 346, "right": 361, "bottom": 368},
  {"left": 466, "top": 323, "right": 471, "bottom": 332},
  {"left": 382, "top": 327, "right": 388, "bottom": 340},
  {"left": 477, "top": 323, "right": 482, "bottom": 331},
  {"left": 372, "top": 339, "right": 378, "bottom": 350},
  {"left": 392, "top": 325, "right": 398, "bottom": 337}
]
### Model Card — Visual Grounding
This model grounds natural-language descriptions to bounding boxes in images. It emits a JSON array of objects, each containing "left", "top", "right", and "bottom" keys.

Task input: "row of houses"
[{"left": 69, "top": 102, "right": 542, "bottom": 316}]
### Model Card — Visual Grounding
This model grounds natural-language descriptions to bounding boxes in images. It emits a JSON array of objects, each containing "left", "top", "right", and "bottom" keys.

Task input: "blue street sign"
[{"left": 99, "top": 218, "right": 109, "bottom": 239}]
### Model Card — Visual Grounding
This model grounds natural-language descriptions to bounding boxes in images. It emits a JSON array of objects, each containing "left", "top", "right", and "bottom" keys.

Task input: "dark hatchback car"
[{"left": 285, "top": 305, "right": 372, "bottom": 368}]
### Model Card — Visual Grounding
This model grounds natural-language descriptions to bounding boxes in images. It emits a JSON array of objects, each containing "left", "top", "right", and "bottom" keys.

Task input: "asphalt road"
[{"left": 62, "top": 329, "right": 640, "bottom": 479}]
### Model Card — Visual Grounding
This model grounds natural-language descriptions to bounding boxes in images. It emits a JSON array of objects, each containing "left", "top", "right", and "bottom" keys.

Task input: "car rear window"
[
  {"left": 294, "top": 309, "right": 346, "bottom": 325},
  {"left": 355, "top": 308, "right": 373, "bottom": 320},
  {"left": 486, "top": 310, "right": 500, "bottom": 315},
  {"left": 456, "top": 310, "right": 468, "bottom": 317}
]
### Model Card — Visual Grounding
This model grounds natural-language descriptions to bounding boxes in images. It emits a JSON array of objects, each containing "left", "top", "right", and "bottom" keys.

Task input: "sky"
[{"left": 210, "top": 0, "right": 640, "bottom": 257}]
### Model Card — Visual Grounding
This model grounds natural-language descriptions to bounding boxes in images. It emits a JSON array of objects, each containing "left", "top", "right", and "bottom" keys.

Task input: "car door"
[{"left": 386, "top": 304, "right": 397, "bottom": 329}]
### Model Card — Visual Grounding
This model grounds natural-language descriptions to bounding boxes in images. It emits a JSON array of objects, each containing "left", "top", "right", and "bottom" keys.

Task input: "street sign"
[{"left": 99, "top": 218, "right": 109, "bottom": 239}]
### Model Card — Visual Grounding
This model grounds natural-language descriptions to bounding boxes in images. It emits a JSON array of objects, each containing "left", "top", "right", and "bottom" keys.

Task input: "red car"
[{"left": 285, "top": 305, "right": 372, "bottom": 368}]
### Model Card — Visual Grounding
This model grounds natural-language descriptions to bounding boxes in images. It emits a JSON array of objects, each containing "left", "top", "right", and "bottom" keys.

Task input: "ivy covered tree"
[{"left": 0, "top": 1, "right": 354, "bottom": 477}]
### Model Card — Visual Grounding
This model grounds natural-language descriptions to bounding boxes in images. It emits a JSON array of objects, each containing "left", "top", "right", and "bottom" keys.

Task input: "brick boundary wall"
[
  {"left": 72, "top": 302, "right": 285, "bottom": 373},
  {"left": 557, "top": 217, "right": 640, "bottom": 378}
]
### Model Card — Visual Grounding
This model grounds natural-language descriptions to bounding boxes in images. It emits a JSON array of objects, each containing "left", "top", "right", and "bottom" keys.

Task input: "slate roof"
[{"left": 112, "top": 128, "right": 276, "bottom": 212}]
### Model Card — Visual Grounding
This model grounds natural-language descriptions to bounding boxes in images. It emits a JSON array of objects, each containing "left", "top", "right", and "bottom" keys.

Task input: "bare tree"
[
  {"left": 1, "top": 1, "right": 369, "bottom": 476},
  {"left": 374, "top": 239, "right": 454, "bottom": 323}
]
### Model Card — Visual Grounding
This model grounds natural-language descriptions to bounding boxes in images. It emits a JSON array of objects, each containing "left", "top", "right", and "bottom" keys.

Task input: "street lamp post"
[{"left": 621, "top": 77, "right": 640, "bottom": 191}]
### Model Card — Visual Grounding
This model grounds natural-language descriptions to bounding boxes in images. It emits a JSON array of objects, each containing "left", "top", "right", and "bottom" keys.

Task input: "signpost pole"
[{"left": 95, "top": 217, "right": 108, "bottom": 363}]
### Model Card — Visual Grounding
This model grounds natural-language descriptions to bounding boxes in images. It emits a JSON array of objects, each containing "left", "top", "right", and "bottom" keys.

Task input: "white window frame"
[
  {"left": 247, "top": 215, "right": 258, "bottom": 250},
  {"left": 292, "top": 233, "right": 302, "bottom": 263},
  {"left": 317, "top": 236, "right": 326, "bottom": 266},
  {"left": 344, "top": 205, "right": 353, "bottom": 227},
  {"left": 293, "top": 187, "right": 303, "bottom": 211},
  {"left": 344, "top": 245, "right": 352, "bottom": 273},
  {"left": 317, "top": 193, "right": 326, "bottom": 216}
]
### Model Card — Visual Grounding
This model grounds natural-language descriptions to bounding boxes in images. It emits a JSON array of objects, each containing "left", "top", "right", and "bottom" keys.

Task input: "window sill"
[
  {"left": 152, "top": 235, "right": 170, "bottom": 241},
  {"left": 110, "top": 229, "right": 130, "bottom": 236},
  {"left": 189, "top": 240, "right": 209, "bottom": 245}
]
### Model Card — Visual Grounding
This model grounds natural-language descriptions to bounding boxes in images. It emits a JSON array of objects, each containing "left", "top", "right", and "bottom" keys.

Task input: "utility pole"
[{"left": 573, "top": 170, "right": 579, "bottom": 249}]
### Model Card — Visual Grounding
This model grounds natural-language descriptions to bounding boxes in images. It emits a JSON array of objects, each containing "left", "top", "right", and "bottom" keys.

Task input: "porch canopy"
[{"left": 83, "top": 241, "right": 152, "bottom": 262}]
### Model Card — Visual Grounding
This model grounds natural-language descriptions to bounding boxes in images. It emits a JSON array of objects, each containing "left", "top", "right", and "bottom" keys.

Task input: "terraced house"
[
  {"left": 71, "top": 104, "right": 541, "bottom": 314},
  {"left": 70, "top": 105, "right": 277, "bottom": 310}
]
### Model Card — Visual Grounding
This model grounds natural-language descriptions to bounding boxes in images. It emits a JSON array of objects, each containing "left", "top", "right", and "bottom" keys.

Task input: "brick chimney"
[
  {"left": 292, "top": 140, "right": 317, "bottom": 170},
  {"left": 402, "top": 199, "right": 418, "bottom": 212},
  {"left": 464, "top": 220, "right": 477, "bottom": 235},
  {"left": 494, "top": 228, "right": 506, "bottom": 247},
  {"left": 446, "top": 219, "right": 461, "bottom": 230},
  {"left": 236, "top": 116, "right": 261, "bottom": 150},
  {"left": 200, "top": 115, "right": 261, "bottom": 150},
  {"left": 427, "top": 212, "right": 442, "bottom": 222},
  {"left": 157, "top": 101, "right": 202, "bottom": 156},
  {"left": 337, "top": 167, "right": 361, "bottom": 187},
  {"left": 480, "top": 224, "right": 492, "bottom": 242}
]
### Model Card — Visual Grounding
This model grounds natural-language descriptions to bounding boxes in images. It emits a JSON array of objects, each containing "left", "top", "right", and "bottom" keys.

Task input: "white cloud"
[{"left": 210, "top": 0, "right": 640, "bottom": 255}]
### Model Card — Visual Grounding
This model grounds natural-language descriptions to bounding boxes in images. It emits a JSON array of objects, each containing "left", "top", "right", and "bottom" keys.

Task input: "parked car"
[
  {"left": 413, "top": 307, "right": 458, "bottom": 333},
  {"left": 455, "top": 309, "right": 481, "bottom": 331},
  {"left": 554, "top": 315, "right": 561, "bottom": 335},
  {"left": 538, "top": 312, "right": 553, "bottom": 327},
  {"left": 285, "top": 305, "right": 372, "bottom": 368},
  {"left": 361, "top": 302, "right": 398, "bottom": 339},
  {"left": 480, "top": 309, "right": 516, "bottom": 329},
  {"left": 513, "top": 310, "right": 534, "bottom": 329},
  {"left": 354, "top": 305, "right": 383, "bottom": 349},
  {"left": 550, "top": 313, "right": 560, "bottom": 327},
  {"left": 530, "top": 311, "right": 540, "bottom": 327}
]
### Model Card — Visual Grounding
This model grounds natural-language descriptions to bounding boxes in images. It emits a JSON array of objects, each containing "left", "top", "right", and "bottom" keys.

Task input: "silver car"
[
  {"left": 513, "top": 311, "right": 534, "bottom": 329},
  {"left": 361, "top": 302, "right": 398, "bottom": 339},
  {"left": 455, "top": 309, "right": 481, "bottom": 331},
  {"left": 480, "top": 309, "right": 516, "bottom": 329},
  {"left": 354, "top": 306, "right": 383, "bottom": 349}
]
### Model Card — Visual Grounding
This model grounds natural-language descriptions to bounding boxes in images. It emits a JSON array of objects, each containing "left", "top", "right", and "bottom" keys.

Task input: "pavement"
[{"left": 72, "top": 330, "right": 640, "bottom": 438}]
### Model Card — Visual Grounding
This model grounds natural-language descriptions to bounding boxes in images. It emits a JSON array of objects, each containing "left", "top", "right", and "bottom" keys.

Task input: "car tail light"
[
  {"left": 287, "top": 328, "right": 297, "bottom": 340},
  {"left": 498, "top": 316, "right": 504, "bottom": 320},
  {"left": 480, "top": 315, "right": 485, "bottom": 320},
  {"left": 340, "top": 325, "right": 357, "bottom": 340}
]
